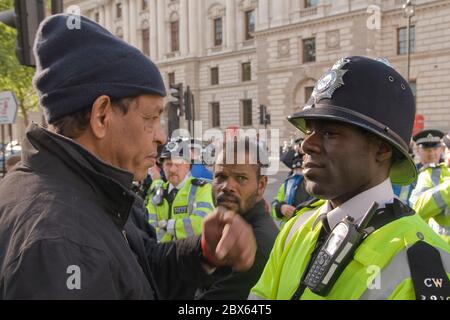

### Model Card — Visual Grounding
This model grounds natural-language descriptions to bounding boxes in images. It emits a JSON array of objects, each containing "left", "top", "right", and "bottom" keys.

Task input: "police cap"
[
  {"left": 288, "top": 56, "right": 416, "bottom": 185},
  {"left": 413, "top": 129, "right": 444, "bottom": 148}
]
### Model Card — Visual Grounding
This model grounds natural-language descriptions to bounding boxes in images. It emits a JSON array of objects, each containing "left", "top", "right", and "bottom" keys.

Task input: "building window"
[
  {"left": 242, "top": 62, "right": 251, "bottom": 82},
  {"left": 242, "top": 99, "right": 253, "bottom": 126},
  {"left": 211, "top": 67, "right": 219, "bottom": 85},
  {"left": 305, "top": 86, "right": 314, "bottom": 102},
  {"left": 116, "top": 2, "right": 122, "bottom": 19},
  {"left": 171, "top": 21, "right": 180, "bottom": 52},
  {"left": 303, "top": 38, "right": 316, "bottom": 63},
  {"left": 245, "top": 10, "right": 255, "bottom": 40},
  {"left": 398, "top": 26, "right": 416, "bottom": 55},
  {"left": 94, "top": 12, "right": 100, "bottom": 22},
  {"left": 142, "top": 29, "right": 150, "bottom": 56},
  {"left": 168, "top": 72, "right": 175, "bottom": 85},
  {"left": 142, "top": 0, "right": 149, "bottom": 10},
  {"left": 214, "top": 17, "right": 223, "bottom": 46},
  {"left": 211, "top": 102, "right": 220, "bottom": 127},
  {"left": 305, "top": 0, "right": 319, "bottom": 8}
]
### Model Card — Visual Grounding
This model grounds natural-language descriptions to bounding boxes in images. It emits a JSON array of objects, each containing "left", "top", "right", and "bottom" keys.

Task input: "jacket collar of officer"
[
  {"left": 21, "top": 123, "right": 135, "bottom": 228},
  {"left": 168, "top": 171, "right": 191, "bottom": 193},
  {"left": 322, "top": 178, "right": 395, "bottom": 229}
]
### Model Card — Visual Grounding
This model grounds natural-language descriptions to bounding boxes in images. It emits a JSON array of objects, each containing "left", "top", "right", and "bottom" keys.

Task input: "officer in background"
[
  {"left": 413, "top": 130, "right": 445, "bottom": 170},
  {"left": 272, "top": 139, "right": 314, "bottom": 226},
  {"left": 409, "top": 130, "right": 450, "bottom": 207},
  {"left": 250, "top": 56, "right": 450, "bottom": 300},
  {"left": 414, "top": 131, "right": 450, "bottom": 244},
  {"left": 146, "top": 138, "right": 215, "bottom": 242}
]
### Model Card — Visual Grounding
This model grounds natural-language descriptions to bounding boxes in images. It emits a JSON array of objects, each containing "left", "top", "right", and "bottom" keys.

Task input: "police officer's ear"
[
  {"left": 90, "top": 95, "right": 113, "bottom": 139},
  {"left": 373, "top": 138, "right": 394, "bottom": 165}
]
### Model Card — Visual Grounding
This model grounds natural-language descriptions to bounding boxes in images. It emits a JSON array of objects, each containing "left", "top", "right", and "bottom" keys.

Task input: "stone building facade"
[{"left": 64, "top": 0, "right": 450, "bottom": 142}]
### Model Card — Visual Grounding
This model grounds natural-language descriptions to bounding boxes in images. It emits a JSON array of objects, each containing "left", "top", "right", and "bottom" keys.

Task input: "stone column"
[
  {"left": 188, "top": 0, "right": 198, "bottom": 55},
  {"left": 150, "top": 0, "right": 158, "bottom": 60},
  {"left": 157, "top": 0, "right": 166, "bottom": 60},
  {"left": 226, "top": 0, "right": 236, "bottom": 49},
  {"left": 180, "top": 0, "right": 189, "bottom": 55},
  {"left": 258, "top": 0, "right": 269, "bottom": 30},
  {"left": 271, "top": 0, "right": 287, "bottom": 27},
  {"left": 128, "top": 0, "right": 137, "bottom": 46}
]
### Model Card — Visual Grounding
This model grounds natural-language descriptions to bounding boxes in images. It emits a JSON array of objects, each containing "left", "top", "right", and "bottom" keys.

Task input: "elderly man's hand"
[{"left": 201, "top": 206, "right": 256, "bottom": 272}]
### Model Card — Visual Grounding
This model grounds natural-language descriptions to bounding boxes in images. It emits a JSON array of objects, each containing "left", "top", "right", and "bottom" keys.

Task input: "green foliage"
[{"left": 0, "top": 0, "right": 39, "bottom": 126}]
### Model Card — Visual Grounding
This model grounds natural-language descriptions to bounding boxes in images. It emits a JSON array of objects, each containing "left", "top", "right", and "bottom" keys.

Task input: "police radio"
[{"left": 303, "top": 202, "right": 379, "bottom": 296}]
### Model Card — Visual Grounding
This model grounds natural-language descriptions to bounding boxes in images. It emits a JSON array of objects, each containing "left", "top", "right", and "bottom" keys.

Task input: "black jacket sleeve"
[
  {"left": 130, "top": 197, "right": 228, "bottom": 300},
  {"left": 1, "top": 238, "right": 118, "bottom": 299}
]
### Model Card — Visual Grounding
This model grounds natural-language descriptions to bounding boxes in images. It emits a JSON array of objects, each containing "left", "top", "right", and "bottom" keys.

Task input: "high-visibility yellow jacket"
[
  {"left": 145, "top": 177, "right": 214, "bottom": 242},
  {"left": 414, "top": 179, "right": 450, "bottom": 244},
  {"left": 250, "top": 202, "right": 450, "bottom": 300},
  {"left": 410, "top": 163, "right": 450, "bottom": 207}
]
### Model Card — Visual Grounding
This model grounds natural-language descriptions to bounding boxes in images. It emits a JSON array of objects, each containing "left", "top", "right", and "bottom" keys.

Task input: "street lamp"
[{"left": 403, "top": 0, "right": 416, "bottom": 82}]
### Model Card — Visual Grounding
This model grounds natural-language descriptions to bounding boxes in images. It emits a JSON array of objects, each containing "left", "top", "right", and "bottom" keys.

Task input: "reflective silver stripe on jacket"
[
  {"left": 182, "top": 218, "right": 195, "bottom": 237},
  {"left": 360, "top": 245, "right": 450, "bottom": 300},
  {"left": 148, "top": 213, "right": 158, "bottom": 227},
  {"left": 431, "top": 168, "right": 442, "bottom": 187},
  {"left": 284, "top": 208, "right": 322, "bottom": 249},
  {"left": 192, "top": 210, "right": 207, "bottom": 218},
  {"left": 429, "top": 219, "right": 450, "bottom": 236},
  {"left": 188, "top": 184, "right": 198, "bottom": 214},
  {"left": 430, "top": 185, "right": 447, "bottom": 211},
  {"left": 248, "top": 293, "right": 266, "bottom": 300},
  {"left": 196, "top": 202, "right": 213, "bottom": 210}
]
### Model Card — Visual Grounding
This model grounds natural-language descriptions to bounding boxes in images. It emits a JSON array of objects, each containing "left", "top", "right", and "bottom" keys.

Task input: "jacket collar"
[
  {"left": 242, "top": 199, "right": 268, "bottom": 223},
  {"left": 21, "top": 123, "right": 136, "bottom": 228}
]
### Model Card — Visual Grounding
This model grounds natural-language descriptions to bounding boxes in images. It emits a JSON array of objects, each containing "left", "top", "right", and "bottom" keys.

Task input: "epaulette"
[{"left": 192, "top": 178, "right": 211, "bottom": 186}]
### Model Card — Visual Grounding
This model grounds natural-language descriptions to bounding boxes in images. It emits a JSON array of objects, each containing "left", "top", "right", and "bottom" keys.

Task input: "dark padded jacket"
[{"left": 0, "top": 124, "right": 217, "bottom": 299}]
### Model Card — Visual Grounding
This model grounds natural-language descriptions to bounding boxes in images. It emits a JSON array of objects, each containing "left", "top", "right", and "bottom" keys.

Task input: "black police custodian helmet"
[
  {"left": 288, "top": 56, "right": 417, "bottom": 185},
  {"left": 159, "top": 137, "right": 186, "bottom": 162}
]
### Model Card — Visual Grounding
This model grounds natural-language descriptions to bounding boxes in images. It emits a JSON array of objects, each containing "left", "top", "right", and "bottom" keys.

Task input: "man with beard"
[
  {"left": 195, "top": 138, "right": 279, "bottom": 300},
  {"left": 250, "top": 56, "right": 450, "bottom": 300}
]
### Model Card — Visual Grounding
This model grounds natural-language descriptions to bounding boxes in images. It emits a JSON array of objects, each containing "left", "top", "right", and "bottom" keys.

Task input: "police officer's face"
[
  {"left": 213, "top": 161, "right": 267, "bottom": 215},
  {"left": 96, "top": 94, "right": 166, "bottom": 181},
  {"left": 162, "top": 159, "right": 191, "bottom": 187},
  {"left": 301, "top": 120, "right": 391, "bottom": 207},
  {"left": 417, "top": 145, "right": 443, "bottom": 165}
]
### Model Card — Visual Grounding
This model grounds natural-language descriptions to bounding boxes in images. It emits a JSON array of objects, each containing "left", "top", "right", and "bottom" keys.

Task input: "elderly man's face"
[
  {"left": 416, "top": 145, "right": 443, "bottom": 165},
  {"left": 105, "top": 94, "right": 166, "bottom": 181},
  {"left": 301, "top": 120, "right": 387, "bottom": 207}
]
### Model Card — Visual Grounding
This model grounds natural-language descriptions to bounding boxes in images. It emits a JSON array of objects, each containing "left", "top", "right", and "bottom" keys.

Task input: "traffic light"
[
  {"left": 169, "top": 83, "right": 184, "bottom": 117},
  {"left": 184, "top": 86, "right": 192, "bottom": 121},
  {"left": 0, "top": 0, "right": 46, "bottom": 66},
  {"left": 14, "top": 0, "right": 46, "bottom": 66},
  {"left": 259, "top": 104, "right": 271, "bottom": 127}
]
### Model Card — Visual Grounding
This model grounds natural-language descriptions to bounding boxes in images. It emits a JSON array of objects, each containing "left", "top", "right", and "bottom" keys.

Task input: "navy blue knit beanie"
[{"left": 33, "top": 14, "right": 166, "bottom": 124}]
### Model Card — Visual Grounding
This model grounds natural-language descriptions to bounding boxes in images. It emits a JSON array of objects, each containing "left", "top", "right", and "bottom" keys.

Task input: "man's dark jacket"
[
  {"left": 0, "top": 124, "right": 216, "bottom": 299},
  {"left": 195, "top": 200, "right": 278, "bottom": 300}
]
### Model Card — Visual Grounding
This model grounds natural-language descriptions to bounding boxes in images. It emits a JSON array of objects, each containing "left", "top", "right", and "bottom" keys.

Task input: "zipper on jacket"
[{"left": 122, "top": 230, "right": 129, "bottom": 245}]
